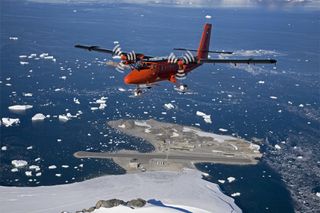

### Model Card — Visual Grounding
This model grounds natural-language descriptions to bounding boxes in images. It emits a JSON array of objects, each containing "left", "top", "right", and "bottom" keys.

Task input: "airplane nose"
[{"left": 124, "top": 75, "right": 132, "bottom": 84}]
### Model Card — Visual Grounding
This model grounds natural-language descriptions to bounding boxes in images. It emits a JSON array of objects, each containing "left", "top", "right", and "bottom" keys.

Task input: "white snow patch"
[
  {"left": 0, "top": 169, "right": 241, "bottom": 213},
  {"left": 182, "top": 127, "right": 235, "bottom": 143},
  {"left": 134, "top": 121, "right": 151, "bottom": 128}
]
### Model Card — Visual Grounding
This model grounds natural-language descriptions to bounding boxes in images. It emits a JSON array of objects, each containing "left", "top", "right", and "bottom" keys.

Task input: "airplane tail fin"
[{"left": 197, "top": 23, "right": 212, "bottom": 60}]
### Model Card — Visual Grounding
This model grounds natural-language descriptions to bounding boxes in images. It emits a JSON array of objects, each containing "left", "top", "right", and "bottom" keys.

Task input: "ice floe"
[
  {"left": 8, "top": 105, "right": 33, "bottom": 111},
  {"left": 73, "top": 98, "right": 80, "bottom": 104},
  {"left": 231, "top": 192, "right": 241, "bottom": 197},
  {"left": 20, "top": 61, "right": 29, "bottom": 65},
  {"left": 29, "top": 165, "right": 40, "bottom": 171},
  {"left": 227, "top": 177, "right": 236, "bottom": 183},
  {"left": 164, "top": 103, "right": 175, "bottom": 110},
  {"left": 9, "top": 36, "right": 18, "bottom": 40},
  {"left": 25, "top": 171, "right": 32, "bottom": 177},
  {"left": 1, "top": 118, "right": 20, "bottom": 127},
  {"left": 1, "top": 146, "right": 7, "bottom": 151},
  {"left": 270, "top": 96, "right": 278, "bottom": 100},
  {"left": 274, "top": 144, "right": 281, "bottom": 150},
  {"left": 196, "top": 111, "right": 212, "bottom": 124},
  {"left": 218, "top": 128, "right": 228, "bottom": 132},
  {"left": 58, "top": 115, "right": 70, "bottom": 122},
  {"left": 48, "top": 165, "right": 57, "bottom": 169},
  {"left": 205, "top": 15, "right": 212, "bottom": 19},
  {"left": 218, "top": 180, "right": 225, "bottom": 184},
  {"left": 32, "top": 113, "right": 46, "bottom": 121},
  {"left": 11, "top": 160, "right": 28, "bottom": 168},
  {"left": 23, "top": 93, "right": 33, "bottom": 97}
]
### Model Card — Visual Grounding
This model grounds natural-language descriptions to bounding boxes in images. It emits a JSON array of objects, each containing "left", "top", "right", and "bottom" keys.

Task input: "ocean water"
[{"left": 1, "top": 1, "right": 319, "bottom": 212}]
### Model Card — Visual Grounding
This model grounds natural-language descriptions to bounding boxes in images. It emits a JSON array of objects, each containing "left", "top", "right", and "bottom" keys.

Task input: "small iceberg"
[{"left": 32, "top": 113, "right": 46, "bottom": 121}]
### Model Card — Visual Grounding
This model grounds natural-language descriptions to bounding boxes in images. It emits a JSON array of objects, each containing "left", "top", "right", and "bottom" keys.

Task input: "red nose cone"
[{"left": 124, "top": 75, "right": 132, "bottom": 84}]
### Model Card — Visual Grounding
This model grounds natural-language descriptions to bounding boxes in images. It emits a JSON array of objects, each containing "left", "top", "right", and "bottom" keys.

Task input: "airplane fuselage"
[{"left": 124, "top": 61, "right": 201, "bottom": 85}]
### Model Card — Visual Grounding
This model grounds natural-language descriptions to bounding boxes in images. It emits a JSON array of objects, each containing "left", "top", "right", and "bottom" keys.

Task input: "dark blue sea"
[{"left": 1, "top": 1, "right": 319, "bottom": 213}]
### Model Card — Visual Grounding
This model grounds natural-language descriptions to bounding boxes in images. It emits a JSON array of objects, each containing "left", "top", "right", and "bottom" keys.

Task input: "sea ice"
[
  {"left": 29, "top": 165, "right": 40, "bottom": 171},
  {"left": 274, "top": 144, "right": 281, "bottom": 150},
  {"left": 73, "top": 98, "right": 80, "bottom": 104},
  {"left": 27, "top": 146, "right": 33, "bottom": 150},
  {"left": 32, "top": 113, "right": 46, "bottom": 121},
  {"left": 8, "top": 105, "right": 33, "bottom": 111},
  {"left": 1, "top": 146, "right": 7, "bottom": 151},
  {"left": 1, "top": 118, "right": 20, "bottom": 127},
  {"left": 9, "top": 36, "right": 18, "bottom": 40},
  {"left": 12, "top": 160, "right": 28, "bottom": 168},
  {"left": 227, "top": 177, "right": 236, "bottom": 183},
  {"left": 58, "top": 115, "right": 69, "bottom": 122},
  {"left": 196, "top": 111, "right": 212, "bottom": 124},
  {"left": 231, "top": 192, "right": 241, "bottom": 197},
  {"left": 164, "top": 103, "right": 174, "bottom": 110},
  {"left": 48, "top": 165, "right": 57, "bottom": 169},
  {"left": 218, "top": 180, "right": 225, "bottom": 184},
  {"left": 270, "top": 96, "right": 278, "bottom": 100},
  {"left": 218, "top": 128, "right": 228, "bottom": 132},
  {"left": 205, "top": 15, "right": 212, "bottom": 19},
  {"left": 23, "top": 93, "right": 33, "bottom": 97},
  {"left": 11, "top": 168, "right": 19, "bottom": 172},
  {"left": 25, "top": 171, "right": 32, "bottom": 177},
  {"left": 20, "top": 61, "right": 29, "bottom": 65}
]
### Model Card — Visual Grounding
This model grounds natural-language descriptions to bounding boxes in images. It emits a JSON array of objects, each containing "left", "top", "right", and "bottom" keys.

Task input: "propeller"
[
  {"left": 167, "top": 51, "right": 197, "bottom": 79},
  {"left": 112, "top": 42, "right": 138, "bottom": 73}
]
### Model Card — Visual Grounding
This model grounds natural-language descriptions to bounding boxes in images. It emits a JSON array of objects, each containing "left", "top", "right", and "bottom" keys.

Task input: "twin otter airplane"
[{"left": 75, "top": 23, "right": 276, "bottom": 96}]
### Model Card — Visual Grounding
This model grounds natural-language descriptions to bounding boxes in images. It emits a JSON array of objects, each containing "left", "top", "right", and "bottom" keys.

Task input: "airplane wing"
[
  {"left": 200, "top": 58, "right": 277, "bottom": 64},
  {"left": 74, "top": 44, "right": 154, "bottom": 59}
]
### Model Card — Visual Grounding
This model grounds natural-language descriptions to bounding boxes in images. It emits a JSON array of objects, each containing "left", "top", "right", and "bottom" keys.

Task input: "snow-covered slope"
[{"left": 0, "top": 169, "right": 241, "bottom": 213}]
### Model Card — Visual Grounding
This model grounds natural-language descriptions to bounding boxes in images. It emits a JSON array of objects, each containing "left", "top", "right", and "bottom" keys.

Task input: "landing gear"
[
  {"left": 134, "top": 86, "right": 142, "bottom": 96},
  {"left": 134, "top": 88, "right": 142, "bottom": 96}
]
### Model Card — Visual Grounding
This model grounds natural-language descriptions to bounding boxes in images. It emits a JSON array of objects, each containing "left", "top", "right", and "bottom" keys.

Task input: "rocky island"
[{"left": 74, "top": 119, "right": 262, "bottom": 173}]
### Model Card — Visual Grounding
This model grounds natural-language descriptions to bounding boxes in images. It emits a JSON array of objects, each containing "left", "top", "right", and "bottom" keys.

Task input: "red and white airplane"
[{"left": 75, "top": 23, "right": 276, "bottom": 96}]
